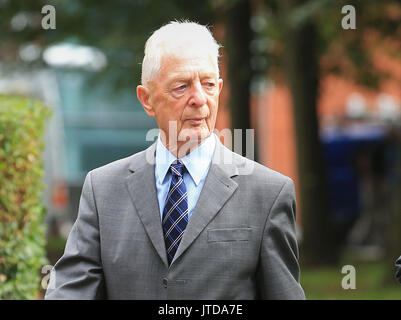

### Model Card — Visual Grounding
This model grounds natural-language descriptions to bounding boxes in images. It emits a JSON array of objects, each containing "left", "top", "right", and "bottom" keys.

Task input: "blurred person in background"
[
  {"left": 45, "top": 21, "right": 305, "bottom": 300},
  {"left": 396, "top": 256, "right": 401, "bottom": 284}
]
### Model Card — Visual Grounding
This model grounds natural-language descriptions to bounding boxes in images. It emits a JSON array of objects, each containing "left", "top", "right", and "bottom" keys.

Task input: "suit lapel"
[
  {"left": 125, "top": 143, "right": 169, "bottom": 267},
  {"left": 172, "top": 140, "right": 239, "bottom": 265}
]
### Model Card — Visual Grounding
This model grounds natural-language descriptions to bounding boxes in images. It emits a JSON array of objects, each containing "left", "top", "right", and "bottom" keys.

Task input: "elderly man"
[{"left": 45, "top": 21, "right": 305, "bottom": 300}]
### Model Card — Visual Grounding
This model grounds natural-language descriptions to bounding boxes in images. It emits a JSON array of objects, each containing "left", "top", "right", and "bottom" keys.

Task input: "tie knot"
[{"left": 170, "top": 160, "right": 185, "bottom": 177}]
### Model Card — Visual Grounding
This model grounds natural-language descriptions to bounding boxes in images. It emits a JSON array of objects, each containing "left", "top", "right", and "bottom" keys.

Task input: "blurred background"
[{"left": 0, "top": 0, "right": 400, "bottom": 299}]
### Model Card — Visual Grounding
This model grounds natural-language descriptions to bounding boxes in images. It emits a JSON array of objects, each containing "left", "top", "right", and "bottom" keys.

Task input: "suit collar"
[
  {"left": 155, "top": 133, "right": 216, "bottom": 186},
  {"left": 128, "top": 135, "right": 239, "bottom": 178}
]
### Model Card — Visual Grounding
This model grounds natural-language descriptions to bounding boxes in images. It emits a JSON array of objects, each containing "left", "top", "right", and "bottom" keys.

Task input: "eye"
[
  {"left": 203, "top": 82, "right": 215, "bottom": 89},
  {"left": 170, "top": 84, "right": 187, "bottom": 97},
  {"left": 175, "top": 84, "right": 186, "bottom": 91}
]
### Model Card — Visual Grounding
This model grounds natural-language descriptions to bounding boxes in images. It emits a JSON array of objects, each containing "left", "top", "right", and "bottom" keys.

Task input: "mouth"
[{"left": 186, "top": 117, "right": 205, "bottom": 125}]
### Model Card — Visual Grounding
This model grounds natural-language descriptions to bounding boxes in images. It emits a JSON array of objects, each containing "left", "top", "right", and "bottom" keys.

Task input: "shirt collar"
[{"left": 155, "top": 132, "right": 216, "bottom": 186}]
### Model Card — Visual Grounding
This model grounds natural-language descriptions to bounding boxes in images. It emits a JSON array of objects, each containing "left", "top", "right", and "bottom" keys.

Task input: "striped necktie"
[{"left": 162, "top": 160, "right": 188, "bottom": 265}]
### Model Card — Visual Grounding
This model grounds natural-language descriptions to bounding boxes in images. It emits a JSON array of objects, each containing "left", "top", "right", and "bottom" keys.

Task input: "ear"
[
  {"left": 218, "top": 79, "right": 223, "bottom": 94},
  {"left": 137, "top": 85, "right": 155, "bottom": 118}
]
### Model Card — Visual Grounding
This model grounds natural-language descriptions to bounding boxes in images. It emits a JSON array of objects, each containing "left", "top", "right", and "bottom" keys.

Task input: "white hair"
[{"left": 141, "top": 20, "right": 221, "bottom": 86}]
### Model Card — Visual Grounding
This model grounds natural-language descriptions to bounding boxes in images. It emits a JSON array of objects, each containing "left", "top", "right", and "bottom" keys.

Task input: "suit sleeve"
[
  {"left": 396, "top": 256, "right": 401, "bottom": 285},
  {"left": 45, "top": 171, "right": 106, "bottom": 299},
  {"left": 256, "top": 178, "right": 306, "bottom": 299}
]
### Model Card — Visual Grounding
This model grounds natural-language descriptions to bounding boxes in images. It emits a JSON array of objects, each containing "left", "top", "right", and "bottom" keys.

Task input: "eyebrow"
[{"left": 168, "top": 73, "right": 217, "bottom": 83}]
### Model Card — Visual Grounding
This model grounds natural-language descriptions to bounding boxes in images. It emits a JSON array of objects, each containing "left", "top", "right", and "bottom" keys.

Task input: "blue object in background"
[{"left": 321, "top": 124, "right": 387, "bottom": 223}]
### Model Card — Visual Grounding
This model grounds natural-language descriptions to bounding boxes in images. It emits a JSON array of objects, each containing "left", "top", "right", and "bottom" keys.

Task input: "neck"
[{"left": 161, "top": 135, "right": 210, "bottom": 158}]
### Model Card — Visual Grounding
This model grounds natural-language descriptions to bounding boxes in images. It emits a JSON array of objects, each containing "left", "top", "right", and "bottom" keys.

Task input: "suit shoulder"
[
  {"left": 230, "top": 149, "right": 293, "bottom": 185},
  {"left": 89, "top": 147, "right": 149, "bottom": 178}
]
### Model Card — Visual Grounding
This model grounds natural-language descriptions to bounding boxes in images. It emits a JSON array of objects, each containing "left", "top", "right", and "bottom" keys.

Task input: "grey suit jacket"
[{"left": 45, "top": 139, "right": 305, "bottom": 299}]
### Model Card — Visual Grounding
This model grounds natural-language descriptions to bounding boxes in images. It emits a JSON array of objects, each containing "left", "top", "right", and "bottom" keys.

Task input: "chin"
[{"left": 178, "top": 127, "right": 210, "bottom": 142}]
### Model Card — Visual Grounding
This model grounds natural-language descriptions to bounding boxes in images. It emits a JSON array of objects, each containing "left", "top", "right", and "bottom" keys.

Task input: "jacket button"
[{"left": 163, "top": 278, "right": 168, "bottom": 288}]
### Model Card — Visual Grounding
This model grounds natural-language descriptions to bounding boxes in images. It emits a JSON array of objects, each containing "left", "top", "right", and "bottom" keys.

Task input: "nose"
[{"left": 188, "top": 82, "right": 207, "bottom": 107}]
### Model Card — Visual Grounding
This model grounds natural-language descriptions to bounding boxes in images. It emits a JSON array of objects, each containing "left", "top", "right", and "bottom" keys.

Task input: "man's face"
[{"left": 138, "top": 51, "right": 223, "bottom": 153}]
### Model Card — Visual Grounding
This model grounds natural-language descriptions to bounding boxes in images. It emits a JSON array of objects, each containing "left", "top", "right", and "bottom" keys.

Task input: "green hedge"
[{"left": 0, "top": 95, "right": 52, "bottom": 299}]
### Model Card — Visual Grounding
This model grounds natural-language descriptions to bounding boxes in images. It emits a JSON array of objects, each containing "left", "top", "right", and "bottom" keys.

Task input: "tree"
[
  {"left": 221, "top": 1, "right": 253, "bottom": 157},
  {"left": 282, "top": 0, "right": 337, "bottom": 265},
  {"left": 260, "top": 0, "right": 401, "bottom": 265},
  {"left": 0, "top": 0, "right": 214, "bottom": 87}
]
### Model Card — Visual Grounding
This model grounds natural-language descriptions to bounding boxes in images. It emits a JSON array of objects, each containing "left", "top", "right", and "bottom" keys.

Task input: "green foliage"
[
  {"left": 301, "top": 258, "right": 401, "bottom": 300},
  {"left": 0, "top": 95, "right": 52, "bottom": 299},
  {"left": 0, "top": 0, "right": 214, "bottom": 90},
  {"left": 258, "top": 0, "right": 400, "bottom": 88}
]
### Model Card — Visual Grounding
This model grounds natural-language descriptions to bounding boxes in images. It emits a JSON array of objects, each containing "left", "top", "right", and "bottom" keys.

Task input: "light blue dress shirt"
[{"left": 154, "top": 133, "right": 216, "bottom": 221}]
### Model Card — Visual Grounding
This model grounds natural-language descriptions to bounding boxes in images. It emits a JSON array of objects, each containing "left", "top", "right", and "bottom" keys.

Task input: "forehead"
[{"left": 160, "top": 52, "right": 218, "bottom": 80}]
